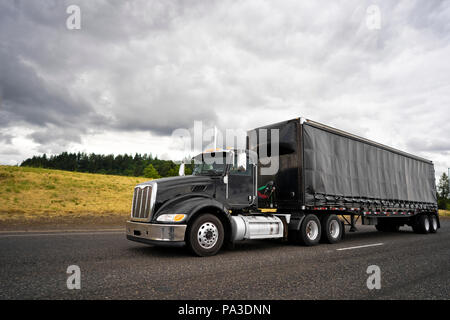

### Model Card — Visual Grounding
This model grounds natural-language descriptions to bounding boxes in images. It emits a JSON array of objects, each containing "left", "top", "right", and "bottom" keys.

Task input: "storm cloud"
[{"left": 0, "top": 0, "right": 449, "bottom": 177}]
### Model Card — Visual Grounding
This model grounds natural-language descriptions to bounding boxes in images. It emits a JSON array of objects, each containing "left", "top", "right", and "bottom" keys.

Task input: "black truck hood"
[
  {"left": 138, "top": 175, "right": 217, "bottom": 189},
  {"left": 138, "top": 175, "right": 218, "bottom": 214}
]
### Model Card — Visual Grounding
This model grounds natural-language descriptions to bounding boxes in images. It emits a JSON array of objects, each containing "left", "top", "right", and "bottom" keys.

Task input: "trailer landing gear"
[{"left": 342, "top": 214, "right": 359, "bottom": 232}]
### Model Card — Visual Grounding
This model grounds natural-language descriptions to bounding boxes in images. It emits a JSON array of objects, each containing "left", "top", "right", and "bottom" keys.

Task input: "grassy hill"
[
  {"left": 0, "top": 165, "right": 149, "bottom": 228},
  {"left": 0, "top": 165, "right": 448, "bottom": 230}
]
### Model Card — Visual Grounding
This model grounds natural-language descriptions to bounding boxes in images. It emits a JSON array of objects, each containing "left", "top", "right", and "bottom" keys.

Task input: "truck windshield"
[{"left": 192, "top": 152, "right": 230, "bottom": 176}]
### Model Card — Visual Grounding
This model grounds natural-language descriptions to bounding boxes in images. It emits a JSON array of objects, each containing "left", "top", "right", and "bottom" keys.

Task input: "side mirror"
[
  {"left": 236, "top": 151, "right": 247, "bottom": 172},
  {"left": 178, "top": 163, "right": 185, "bottom": 176}
]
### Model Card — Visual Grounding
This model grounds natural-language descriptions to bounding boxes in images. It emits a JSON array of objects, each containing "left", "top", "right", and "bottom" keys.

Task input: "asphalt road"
[{"left": 0, "top": 220, "right": 449, "bottom": 300}]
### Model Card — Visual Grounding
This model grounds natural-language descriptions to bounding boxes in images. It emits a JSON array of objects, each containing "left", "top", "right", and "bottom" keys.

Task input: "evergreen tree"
[
  {"left": 437, "top": 173, "right": 449, "bottom": 199},
  {"left": 143, "top": 164, "right": 161, "bottom": 179},
  {"left": 437, "top": 173, "right": 449, "bottom": 210}
]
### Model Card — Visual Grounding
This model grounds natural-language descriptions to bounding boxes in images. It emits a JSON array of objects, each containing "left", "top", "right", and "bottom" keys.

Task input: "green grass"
[{"left": 0, "top": 165, "right": 149, "bottom": 225}]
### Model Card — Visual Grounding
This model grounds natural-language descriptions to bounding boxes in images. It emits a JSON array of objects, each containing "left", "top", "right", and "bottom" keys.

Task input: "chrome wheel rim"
[
  {"left": 329, "top": 220, "right": 340, "bottom": 239},
  {"left": 197, "top": 222, "right": 218, "bottom": 249},
  {"left": 424, "top": 217, "right": 430, "bottom": 231},
  {"left": 432, "top": 216, "right": 437, "bottom": 230},
  {"left": 306, "top": 220, "right": 319, "bottom": 240}
]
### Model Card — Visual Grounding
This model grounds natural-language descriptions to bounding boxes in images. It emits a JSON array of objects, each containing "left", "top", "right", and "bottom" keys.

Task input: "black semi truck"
[{"left": 126, "top": 118, "right": 439, "bottom": 256}]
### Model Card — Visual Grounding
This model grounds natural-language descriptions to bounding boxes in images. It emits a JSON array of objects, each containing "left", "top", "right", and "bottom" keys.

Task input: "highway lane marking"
[
  {"left": 0, "top": 228, "right": 123, "bottom": 234},
  {"left": 336, "top": 243, "right": 384, "bottom": 251},
  {"left": 0, "top": 230, "right": 124, "bottom": 238}
]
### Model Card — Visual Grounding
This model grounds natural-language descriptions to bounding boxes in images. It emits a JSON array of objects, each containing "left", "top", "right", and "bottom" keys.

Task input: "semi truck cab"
[{"left": 126, "top": 148, "right": 286, "bottom": 256}]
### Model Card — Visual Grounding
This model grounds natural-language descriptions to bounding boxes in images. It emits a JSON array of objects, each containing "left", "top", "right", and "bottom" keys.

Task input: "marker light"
[
  {"left": 174, "top": 214, "right": 185, "bottom": 222},
  {"left": 156, "top": 214, "right": 186, "bottom": 222}
]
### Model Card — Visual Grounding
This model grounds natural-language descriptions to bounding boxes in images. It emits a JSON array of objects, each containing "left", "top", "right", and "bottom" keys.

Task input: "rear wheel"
[
  {"left": 187, "top": 214, "right": 224, "bottom": 257},
  {"left": 298, "top": 214, "right": 321, "bottom": 246},
  {"left": 412, "top": 215, "right": 430, "bottom": 234},
  {"left": 429, "top": 215, "right": 438, "bottom": 234},
  {"left": 321, "top": 215, "right": 343, "bottom": 244}
]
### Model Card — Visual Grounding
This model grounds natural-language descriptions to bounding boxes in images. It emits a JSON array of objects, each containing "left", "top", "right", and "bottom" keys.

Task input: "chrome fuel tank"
[{"left": 231, "top": 215, "right": 284, "bottom": 241}]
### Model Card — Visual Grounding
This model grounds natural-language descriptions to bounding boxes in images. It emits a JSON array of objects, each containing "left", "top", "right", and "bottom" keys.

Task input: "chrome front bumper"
[{"left": 126, "top": 221, "right": 187, "bottom": 247}]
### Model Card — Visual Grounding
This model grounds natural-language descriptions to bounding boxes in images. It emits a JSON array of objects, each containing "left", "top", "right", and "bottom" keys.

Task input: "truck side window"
[{"left": 230, "top": 155, "right": 251, "bottom": 176}]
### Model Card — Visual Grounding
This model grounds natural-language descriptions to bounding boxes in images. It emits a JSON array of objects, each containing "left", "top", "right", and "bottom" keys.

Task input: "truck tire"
[
  {"left": 429, "top": 215, "right": 438, "bottom": 233},
  {"left": 186, "top": 214, "right": 224, "bottom": 257},
  {"left": 321, "top": 215, "right": 342, "bottom": 244},
  {"left": 375, "top": 220, "right": 400, "bottom": 232},
  {"left": 412, "top": 215, "right": 430, "bottom": 234},
  {"left": 298, "top": 214, "right": 321, "bottom": 246}
]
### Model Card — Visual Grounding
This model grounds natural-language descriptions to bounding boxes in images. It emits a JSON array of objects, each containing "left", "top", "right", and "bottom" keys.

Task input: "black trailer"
[{"left": 249, "top": 117, "right": 439, "bottom": 237}]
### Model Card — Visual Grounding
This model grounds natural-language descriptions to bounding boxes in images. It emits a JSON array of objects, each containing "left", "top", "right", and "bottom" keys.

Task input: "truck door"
[{"left": 227, "top": 154, "right": 255, "bottom": 207}]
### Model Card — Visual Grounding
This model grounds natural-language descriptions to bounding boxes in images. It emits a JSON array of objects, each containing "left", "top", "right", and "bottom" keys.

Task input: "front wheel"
[{"left": 187, "top": 214, "right": 224, "bottom": 257}]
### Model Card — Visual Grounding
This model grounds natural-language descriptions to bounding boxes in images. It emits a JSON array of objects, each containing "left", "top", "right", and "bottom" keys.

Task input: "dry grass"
[
  {"left": 1, "top": 165, "right": 448, "bottom": 228},
  {"left": 0, "top": 165, "right": 149, "bottom": 226},
  {"left": 439, "top": 209, "right": 450, "bottom": 217}
]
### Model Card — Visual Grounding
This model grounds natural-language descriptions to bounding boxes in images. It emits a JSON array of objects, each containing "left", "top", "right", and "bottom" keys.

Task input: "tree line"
[
  {"left": 437, "top": 173, "right": 449, "bottom": 210},
  {"left": 20, "top": 152, "right": 193, "bottom": 179}
]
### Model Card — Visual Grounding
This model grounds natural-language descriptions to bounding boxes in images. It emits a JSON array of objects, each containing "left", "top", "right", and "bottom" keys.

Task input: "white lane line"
[
  {"left": 0, "top": 228, "right": 123, "bottom": 234},
  {"left": 336, "top": 243, "right": 384, "bottom": 251},
  {"left": 0, "top": 231, "right": 124, "bottom": 238}
]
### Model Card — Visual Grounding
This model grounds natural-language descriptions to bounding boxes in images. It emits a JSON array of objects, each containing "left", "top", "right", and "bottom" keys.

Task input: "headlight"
[{"left": 156, "top": 214, "right": 186, "bottom": 222}]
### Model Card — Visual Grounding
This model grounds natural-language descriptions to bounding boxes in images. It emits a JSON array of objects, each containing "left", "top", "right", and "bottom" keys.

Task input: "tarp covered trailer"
[{"left": 249, "top": 118, "right": 438, "bottom": 220}]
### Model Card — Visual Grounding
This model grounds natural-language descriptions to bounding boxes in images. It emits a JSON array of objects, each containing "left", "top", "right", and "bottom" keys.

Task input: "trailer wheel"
[
  {"left": 429, "top": 215, "right": 438, "bottom": 234},
  {"left": 299, "top": 214, "right": 321, "bottom": 246},
  {"left": 320, "top": 215, "right": 342, "bottom": 244},
  {"left": 186, "top": 214, "right": 224, "bottom": 257},
  {"left": 412, "top": 215, "right": 430, "bottom": 234}
]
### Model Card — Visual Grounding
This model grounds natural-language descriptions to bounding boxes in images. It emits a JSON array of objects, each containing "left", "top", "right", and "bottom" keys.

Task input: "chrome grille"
[{"left": 131, "top": 185, "right": 154, "bottom": 221}]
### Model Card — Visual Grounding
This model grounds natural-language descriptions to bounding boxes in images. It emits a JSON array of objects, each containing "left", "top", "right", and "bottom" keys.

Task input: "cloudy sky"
[{"left": 0, "top": 0, "right": 449, "bottom": 178}]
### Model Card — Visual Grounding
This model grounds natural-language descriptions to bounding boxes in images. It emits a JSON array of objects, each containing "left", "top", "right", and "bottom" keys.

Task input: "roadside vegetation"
[
  {"left": 437, "top": 172, "right": 449, "bottom": 211},
  {"left": 20, "top": 152, "right": 193, "bottom": 178},
  {"left": 1, "top": 165, "right": 449, "bottom": 229},
  {"left": 439, "top": 209, "right": 450, "bottom": 217},
  {"left": 0, "top": 165, "right": 149, "bottom": 227},
  {"left": 437, "top": 173, "right": 450, "bottom": 217}
]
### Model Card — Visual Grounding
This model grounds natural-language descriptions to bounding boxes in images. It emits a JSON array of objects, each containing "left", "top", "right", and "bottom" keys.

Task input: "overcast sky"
[{"left": 0, "top": 0, "right": 449, "bottom": 179}]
